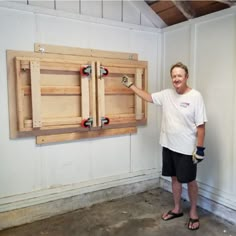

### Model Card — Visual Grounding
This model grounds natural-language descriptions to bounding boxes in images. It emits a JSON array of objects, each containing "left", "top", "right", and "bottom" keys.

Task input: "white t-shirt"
[{"left": 151, "top": 89, "right": 207, "bottom": 155}]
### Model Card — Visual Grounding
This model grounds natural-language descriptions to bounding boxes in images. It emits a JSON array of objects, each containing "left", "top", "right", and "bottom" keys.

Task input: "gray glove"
[{"left": 121, "top": 75, "right": 133, "bottom": 88}]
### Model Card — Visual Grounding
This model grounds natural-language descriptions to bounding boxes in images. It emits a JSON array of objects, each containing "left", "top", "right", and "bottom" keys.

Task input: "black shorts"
[{"left": 162, "top": 147, "right": 197, "bottom": 183}]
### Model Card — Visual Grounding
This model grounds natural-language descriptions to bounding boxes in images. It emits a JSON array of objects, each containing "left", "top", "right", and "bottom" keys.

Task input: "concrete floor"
[{"left": 0, "top": 188, "right": 235, "bottom": 236}]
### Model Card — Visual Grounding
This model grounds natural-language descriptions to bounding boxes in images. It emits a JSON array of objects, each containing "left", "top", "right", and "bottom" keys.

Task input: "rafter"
[
  {"left": 215, "top": 0, "right": 236, "bottom": 6},
  {"left": 171, "top": 0, "right": 196, "bottom": 19}
]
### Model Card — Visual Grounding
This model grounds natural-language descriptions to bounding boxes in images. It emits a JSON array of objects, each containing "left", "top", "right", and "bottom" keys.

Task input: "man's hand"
[
  {"left": 122, "top": 75, "right": 133, "bottom": 88},
  {"left": 192, "top": 146, "right": 205, "bottom": 164}
]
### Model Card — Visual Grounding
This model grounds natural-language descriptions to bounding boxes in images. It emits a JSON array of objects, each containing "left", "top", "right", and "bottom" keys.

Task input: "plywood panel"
[
  {"left": 23, "top": 96, "right": 32, "bottom": 120},
  {"left": 105, "top": 95, "right": 134, "bottom": 115},
  {"left": 41, "top": 96, "right": 81, "bottom": 118},
  {"left": 105, "top": 74, "right": 134, "bottom": 89},
  {"left": 40, "top": 73, "right": 80, "bottom": 86}
]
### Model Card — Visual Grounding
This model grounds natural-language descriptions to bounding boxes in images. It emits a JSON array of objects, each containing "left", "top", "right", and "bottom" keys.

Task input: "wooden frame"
[{"left": 7, "top": 44, "right": 148, "bottom": 144}]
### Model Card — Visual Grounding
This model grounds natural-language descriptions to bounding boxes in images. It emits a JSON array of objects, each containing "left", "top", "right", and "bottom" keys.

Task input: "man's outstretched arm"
[{"left": 121, "top": 75, "right": 153, "bottom": 103}]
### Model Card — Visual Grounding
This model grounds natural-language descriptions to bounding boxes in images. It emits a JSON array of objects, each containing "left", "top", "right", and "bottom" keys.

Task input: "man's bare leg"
[
  {"left": 187, "top": 180, "right": 200, "bottom": 229},
  {"left": 162, "top": 176, "right": 183, "bottom": 220}
]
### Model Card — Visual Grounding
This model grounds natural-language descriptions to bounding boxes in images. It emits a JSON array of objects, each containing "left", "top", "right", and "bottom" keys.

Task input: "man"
[{"left": 122, "top": 62, "right": 207, "bottom": 230}]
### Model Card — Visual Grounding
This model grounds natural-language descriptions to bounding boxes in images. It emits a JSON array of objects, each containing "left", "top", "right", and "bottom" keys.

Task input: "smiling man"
[{"left": 121, "top": 62, "right": 207, "bottom": 230}]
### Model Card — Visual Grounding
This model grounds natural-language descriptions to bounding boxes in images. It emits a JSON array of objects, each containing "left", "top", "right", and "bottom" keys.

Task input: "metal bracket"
[
  {"left": 81, "top": 117, "right": 93, "bottom": 128},
  {"left": 39, "top": 47, "right": 45, "bottom": 53},
  {"left": 101, "top": 117, "right": 110, "bottom": 127},
  {"left": 99, "top": 66, "right": 108, "bottom": 79},
  {"left": 81, "top": 65, "right": 92, "bottom": 77}
]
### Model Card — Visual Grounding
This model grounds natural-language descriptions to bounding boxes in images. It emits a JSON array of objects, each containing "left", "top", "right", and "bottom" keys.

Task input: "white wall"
[
  {"left": 9, "top": 0, "right": 158, "bottom": 27},
  {"left": 162, "top": 8, "right": 236, "bottom": 213},
  {"left": 0, "top": 2, "right": 161, "bottom": 225}
]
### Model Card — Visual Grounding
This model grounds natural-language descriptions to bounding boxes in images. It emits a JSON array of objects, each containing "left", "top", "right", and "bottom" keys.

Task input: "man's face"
[{"left": 171, "top": 67, "right": 188, "bottom": 94}]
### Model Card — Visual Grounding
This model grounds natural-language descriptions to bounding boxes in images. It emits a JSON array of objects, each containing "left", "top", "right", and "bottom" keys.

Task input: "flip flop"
[
  {"left": 187, "top": 218, "right": 200, "bottom": 230},
  {"left": 161, "top": 210, "right": 184, "bottom": 221}
]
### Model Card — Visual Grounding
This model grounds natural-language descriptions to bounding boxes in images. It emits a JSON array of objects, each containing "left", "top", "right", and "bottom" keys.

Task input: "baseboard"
[
  {"left": 0, "top": 172, "right": 160, "bottom": 230},
  {"left": 160, "top": 178, "right": 236, "bottom": 225},
  {"left": 3, "top": 175, "right": 235, "bottom": 231}
]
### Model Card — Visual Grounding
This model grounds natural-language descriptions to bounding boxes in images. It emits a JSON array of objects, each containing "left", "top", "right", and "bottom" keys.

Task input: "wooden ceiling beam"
[
  {"left": 171, "top": 0, "right": 196, "bottom": 19},
  {"left": 215, "top": 0, "right": 236, "bottom": 6}
]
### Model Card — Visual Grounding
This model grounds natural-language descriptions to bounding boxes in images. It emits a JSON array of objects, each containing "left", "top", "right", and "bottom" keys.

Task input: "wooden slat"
[
  {"left": 14, "top": 52, "right": 146, "bottom": 70},
  {"left": 15, "top": 59, "right": 25, "bottom": 131},
  {"left": 19, "top": 57, "right": 89, "bottom": 71},
  {"left": 36, "top": 127, "right": 137, "bottom": 144},
  {"left": 25, "top": 60, "right": 146, "bottom": 71},
  {"left": 135, "top": 68, "right": 144, "bottom": 120},
  {"left": 144, "top": 68, "right": 148, "bottom": 120},
  {"left": 22, "top": 124, "right": 82, "bottom": 132},
  {"left": 106, "top": 67, "right": 137, "bottom": 75},
  {"left": 97, "top": 61, "right": 105, "bottom": 127},
  {"left": 101, "top": 61, "right": 147, "bottom": 69},
  {"left": 24, "top": 117, "right": 82, "bottom": 128},
  {"left": 19, "top": 56, "right": 89, "bottom": 64},
  {"left": 81, "top": 66, "right": 90, "bottom": 120},
  {"left": 23, "top": 85, "right": 81, "bottom": 95},
  {"left": 7, "top": 51, "right": 18, "bottom": 138},
  {"left": 40, "top": 60, "right": 81, "bottom": 71},
  {"left": 107, "top": 113, "right": 135, "bottom": 119},
  {"left": 34, "top": 43, "right": 138, "bottom": 61},
  {"left": 40, "top": 62, "right": 81, "bottom": 72},
  {"left": 105, "top": 88, "right": 134, "bottom": 95},
  {"left": 108, "top": 114, "right": 137, "bottom": 125},
  {"left": 90, "top": 61, "right": 97, "bottom": 127},
  {"left": 30, "top": 60, "right": 42, "bottom": 128}
]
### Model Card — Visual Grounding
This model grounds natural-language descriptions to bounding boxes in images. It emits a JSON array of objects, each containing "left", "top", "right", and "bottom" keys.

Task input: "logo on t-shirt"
[{"left": 180, "top": 102, "right": 190, "bottom": 108}]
